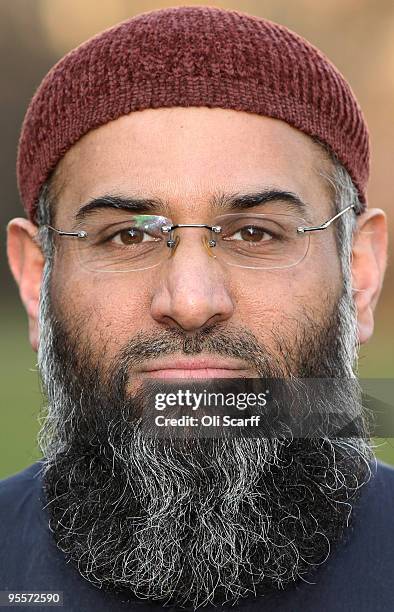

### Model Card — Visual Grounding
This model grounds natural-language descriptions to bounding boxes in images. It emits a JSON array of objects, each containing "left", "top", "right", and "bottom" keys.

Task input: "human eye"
[
  {"left": 92, "top": 216, "right": 166, "bottom": 248},
  {"left": 109, "top": 226, "right": 159, "bottom": 246},
  {"left": 221, "top": 217, "right": 284, "bottom": 243},
  {"left": 229, "top": 224, "right": 274, "bottom": 243}
]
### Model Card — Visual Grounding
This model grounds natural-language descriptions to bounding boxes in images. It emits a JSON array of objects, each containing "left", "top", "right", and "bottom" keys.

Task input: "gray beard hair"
[{"left": 37, "top": 259, "right": 374, "bottom": 610}]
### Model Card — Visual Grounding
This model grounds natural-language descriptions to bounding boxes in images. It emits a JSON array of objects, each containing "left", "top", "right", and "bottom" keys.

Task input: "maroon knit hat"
[{"left": 17, "top": 5, "right": 369, "bottom": 222}]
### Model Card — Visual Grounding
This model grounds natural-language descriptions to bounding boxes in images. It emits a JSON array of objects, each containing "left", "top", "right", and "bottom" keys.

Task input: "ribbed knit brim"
[{"left": 17, "top": 5, "right": 369, "bottom": 221}]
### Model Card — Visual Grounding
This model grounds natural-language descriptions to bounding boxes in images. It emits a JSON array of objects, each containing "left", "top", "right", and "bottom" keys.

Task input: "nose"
[{"left": 150, "top": 230, "right": 235, "bottom": 332}]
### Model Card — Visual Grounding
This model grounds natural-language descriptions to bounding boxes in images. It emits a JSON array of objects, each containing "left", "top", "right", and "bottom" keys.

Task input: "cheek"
[
  {"left": 52, "top": 267, "right": 150, "bottom": 353},
  {"left": 230, "top": 250, "right": 341, "bottom": 337}
]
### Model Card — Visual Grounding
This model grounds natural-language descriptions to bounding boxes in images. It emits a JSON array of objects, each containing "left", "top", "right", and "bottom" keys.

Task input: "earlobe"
[
  {"left": 351, "top": 209, "right": 388, "bottom": 344},
  {"left": 7, "top": 218, "right": 45, "bottom": 352}
]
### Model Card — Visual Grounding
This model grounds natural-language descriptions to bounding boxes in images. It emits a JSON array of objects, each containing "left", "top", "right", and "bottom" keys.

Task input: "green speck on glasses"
[{"left": 41, "top": 204, "right": 356, "bottom": 272}]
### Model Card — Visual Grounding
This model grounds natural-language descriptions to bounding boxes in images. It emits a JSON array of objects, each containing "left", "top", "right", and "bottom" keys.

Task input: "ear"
[
  {"left": 7, "top": 218, "right": 45, "bottom": 352},
  {"left": 351, "top": 208, "right": 388, "bottom": 344}
]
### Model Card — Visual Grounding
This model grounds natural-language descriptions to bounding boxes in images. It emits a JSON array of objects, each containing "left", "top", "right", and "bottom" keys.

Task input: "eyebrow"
[
  {"left": 213, "top": 189, "right": 307, "bottom": 215},
  {"left": 74, "top": 188, "right": 308, "bottom": 223},
  {"left": 74, "top": 195, "right": 163, "bottom": 222}
]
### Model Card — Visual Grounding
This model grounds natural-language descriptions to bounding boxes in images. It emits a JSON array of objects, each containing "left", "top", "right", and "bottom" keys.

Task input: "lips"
[{"left": 137, "top": 356, "right": 252, "bottom": 379}]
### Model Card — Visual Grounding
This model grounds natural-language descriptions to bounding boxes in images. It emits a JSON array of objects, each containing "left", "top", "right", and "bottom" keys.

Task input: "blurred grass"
[
  {"left": 0, "top": 300, "right": 42, "bottom": 479},
  {"left": 0, "top": 298, "right": 394, "bottom": 479}
]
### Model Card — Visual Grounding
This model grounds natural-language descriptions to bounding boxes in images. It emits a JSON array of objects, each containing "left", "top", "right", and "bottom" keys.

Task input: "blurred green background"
[{"left": 1, "top": 0, "right": 393, "bottom": 479}]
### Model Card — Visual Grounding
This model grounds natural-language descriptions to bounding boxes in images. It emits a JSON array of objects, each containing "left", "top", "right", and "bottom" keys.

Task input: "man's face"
[
  {"left": 30, "top": 108, "right": 373, "bottom": 609},
  {"left": 7, "top": 107, "right": 376, "bottom": 609},
  {"left": 49, "top": 107, "right": 343, "bottom": 383}
]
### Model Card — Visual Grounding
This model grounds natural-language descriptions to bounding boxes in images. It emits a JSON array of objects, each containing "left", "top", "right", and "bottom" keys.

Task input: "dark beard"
[{"left": 38, "top": 289, "right": 372, "bottom": 610}]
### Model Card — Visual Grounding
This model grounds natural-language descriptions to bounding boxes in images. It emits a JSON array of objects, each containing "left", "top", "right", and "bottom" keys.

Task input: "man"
[{"left": 2, "top": 5, "right": 392, "bottom": 611}]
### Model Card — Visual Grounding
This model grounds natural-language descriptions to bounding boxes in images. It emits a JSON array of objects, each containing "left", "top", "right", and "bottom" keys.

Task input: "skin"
[{"left": 7, "top": 107, "right": 388, "bottom": 378}]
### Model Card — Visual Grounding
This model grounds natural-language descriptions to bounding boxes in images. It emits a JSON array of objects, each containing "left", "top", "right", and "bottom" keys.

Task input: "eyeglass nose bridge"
[{"left": 161, "top": 223, "right": 222, "bottom": 250}]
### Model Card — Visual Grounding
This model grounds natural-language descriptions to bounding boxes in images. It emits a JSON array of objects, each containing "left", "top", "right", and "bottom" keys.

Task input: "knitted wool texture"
[{"left": 17, "top": 5, "right": 370, "bottom": 222}]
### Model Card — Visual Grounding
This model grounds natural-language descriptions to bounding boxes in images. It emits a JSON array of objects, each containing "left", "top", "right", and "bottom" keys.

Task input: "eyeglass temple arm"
[
  {"left": 297, "top": 204, "right": 356, "bottom": 234},
  {"left": 45, "top": 225, "right": 88, "bottom": 238}
]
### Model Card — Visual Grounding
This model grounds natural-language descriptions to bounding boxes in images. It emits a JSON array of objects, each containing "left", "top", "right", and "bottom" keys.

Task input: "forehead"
[{"left": 51, "top": 107, "right": 333, "bottom": 223}]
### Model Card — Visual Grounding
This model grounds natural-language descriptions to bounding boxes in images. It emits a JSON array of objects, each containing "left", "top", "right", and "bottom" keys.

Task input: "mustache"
[{"left": 115, "top": 323, "right": 282, "bottom": 375}]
